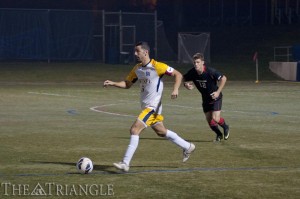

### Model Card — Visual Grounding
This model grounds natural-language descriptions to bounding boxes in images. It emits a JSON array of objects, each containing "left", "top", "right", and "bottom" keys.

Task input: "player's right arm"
[
  {"left": 103, "top": 65, "right": 137, "bottom": 89},
  {"left": 103, "top": 80, "right": 133, "bottom": 89}
]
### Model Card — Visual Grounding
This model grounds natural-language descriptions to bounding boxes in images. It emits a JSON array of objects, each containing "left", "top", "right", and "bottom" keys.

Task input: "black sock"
[
  {"left": 218, "top": 117, "right": 228, "bottom": 129},
  {"left": 209, "top": 120, "right": 222, "bottom": 136}
]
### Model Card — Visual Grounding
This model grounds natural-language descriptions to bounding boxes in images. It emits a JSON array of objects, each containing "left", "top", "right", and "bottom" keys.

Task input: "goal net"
[
  {"left": 157, "top": 20, "right": 177, "bottom": 61},
  {"left": 178, "top": 32, "right": 210, "bottom": 64}
]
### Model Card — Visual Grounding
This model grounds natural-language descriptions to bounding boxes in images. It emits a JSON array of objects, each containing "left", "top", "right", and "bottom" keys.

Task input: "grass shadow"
[
  {"left": 26, "top": 161, "right": 179, "bottom": 175},
  {"left": 115, "top": 137, "right": 212, "bottom": 142},
  {"left": 27, "top": 161, "right": 120, "bottom": 174}
]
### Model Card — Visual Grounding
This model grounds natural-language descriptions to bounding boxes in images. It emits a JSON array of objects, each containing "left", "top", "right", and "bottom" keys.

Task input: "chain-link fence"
[{"left": 0, "top": 8, "right": 177, "bottom": 63}]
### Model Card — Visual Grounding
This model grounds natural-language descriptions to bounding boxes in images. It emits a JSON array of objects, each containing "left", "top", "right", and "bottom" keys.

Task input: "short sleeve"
[
  {"left": 125, "top": 65, "right": 138, "bottom": 83},
  {"left": 210, "top": 68, "right": 223, "bottom": 81},
  {"left": 154, "top": 62, "right": 173, "bottom": 76}
]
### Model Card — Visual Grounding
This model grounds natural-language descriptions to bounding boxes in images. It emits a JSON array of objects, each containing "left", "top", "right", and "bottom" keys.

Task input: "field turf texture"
[{"left": 0, "top": 62, "right": 299, "bottom": 198}]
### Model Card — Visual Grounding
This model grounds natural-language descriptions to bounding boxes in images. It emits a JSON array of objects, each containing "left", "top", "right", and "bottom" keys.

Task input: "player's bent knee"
[
  {"left": 155, "top": 131, "right": 166, "bottom": 137},
  {"left": 130, "top": 120, "right": 146, "bottom": 135},
  {"left": 151, "top": 123, "right": 167, "bottom": 137},
  {"left": 130, "top": 127, "right": 142, "bottom": 135}
]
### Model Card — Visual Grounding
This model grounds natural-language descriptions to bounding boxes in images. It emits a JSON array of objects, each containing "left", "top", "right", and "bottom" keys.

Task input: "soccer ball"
[{"left": 76, "top": 157, "right": 93, "bottom": 174}]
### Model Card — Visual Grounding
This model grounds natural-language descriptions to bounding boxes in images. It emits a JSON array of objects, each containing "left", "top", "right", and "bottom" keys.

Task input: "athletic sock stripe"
[{"left": 218, "top": 118, "right": 225, "bottom": 125}]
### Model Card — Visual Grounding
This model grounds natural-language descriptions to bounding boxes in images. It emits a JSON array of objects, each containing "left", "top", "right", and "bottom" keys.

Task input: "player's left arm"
[
  {"left": 211, "top": 75, "right": 227, "bottom": 99},
  {"left": 169, "top": 69, "right": 182, "bottom": 99}
]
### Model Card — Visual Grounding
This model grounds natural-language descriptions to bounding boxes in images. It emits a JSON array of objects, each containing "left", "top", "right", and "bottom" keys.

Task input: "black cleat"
[
  {"left": 224, "top": 125, "right": 230, "bottom": 140},
  {"left": 214, "top": 134, "right": 223, "bottom": 142}
]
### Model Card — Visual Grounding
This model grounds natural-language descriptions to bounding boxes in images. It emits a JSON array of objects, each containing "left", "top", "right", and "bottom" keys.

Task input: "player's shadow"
[
  {"left": 185, "top": 139, "right": 213, "bottom": 143},
  {"left": 27, "top": 161, "right": 179, "bottom": 174},
  {"left": 27, "top": 161, "right": 120, "bottom": 174},
  {"left": 116, "top": 137, "right": 212, "bottom": 143}
]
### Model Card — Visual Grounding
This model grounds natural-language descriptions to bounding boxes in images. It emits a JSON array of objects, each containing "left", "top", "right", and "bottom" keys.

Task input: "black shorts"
[{"left": 202, "top": 98, "right": 222, "bottom": 113}]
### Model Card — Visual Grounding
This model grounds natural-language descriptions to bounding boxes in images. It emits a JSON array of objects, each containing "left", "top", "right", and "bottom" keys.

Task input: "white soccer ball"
[{"left": 76, "top": 157, "right": 93, "bottom": 174}]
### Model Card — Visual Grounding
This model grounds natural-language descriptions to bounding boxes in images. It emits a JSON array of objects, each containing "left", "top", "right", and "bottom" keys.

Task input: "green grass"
[
  {"left": 0, "top": 63, "right": 299, "bottom": 198},
  {"left": 0, "top": 59, "right": 281, "bottom": 83}
]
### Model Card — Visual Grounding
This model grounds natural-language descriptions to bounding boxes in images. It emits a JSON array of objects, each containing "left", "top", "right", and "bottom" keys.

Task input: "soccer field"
[{"left": 0, "top": 64, "right": 300, "bottom": 198}]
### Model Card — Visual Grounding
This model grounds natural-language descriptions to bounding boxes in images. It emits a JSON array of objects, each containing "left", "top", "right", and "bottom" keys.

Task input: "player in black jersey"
[{"left": 183, "top": 53, "right": 229, "bottom": 142}]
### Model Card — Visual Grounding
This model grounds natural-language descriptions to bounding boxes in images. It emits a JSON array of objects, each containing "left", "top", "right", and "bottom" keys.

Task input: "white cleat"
[
  {"left": 113, "top": 162, "right": 129, "bottom": 172},
  {"left": 183, "top": 143, "right": 195, "bottom": 162}
]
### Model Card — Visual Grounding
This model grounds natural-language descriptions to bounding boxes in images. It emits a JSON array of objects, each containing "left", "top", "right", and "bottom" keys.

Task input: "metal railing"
[{"left": 274, "top": 46, "right": 293, "bottom": 61}]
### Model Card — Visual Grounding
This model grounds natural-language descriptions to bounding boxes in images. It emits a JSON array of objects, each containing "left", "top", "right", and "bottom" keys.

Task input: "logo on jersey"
[
  {"left": 139, "top": 79, "right": 151, "bottom": 84},
  {"left": 146, "top": 71, "right": 150, "bottom": 76}
]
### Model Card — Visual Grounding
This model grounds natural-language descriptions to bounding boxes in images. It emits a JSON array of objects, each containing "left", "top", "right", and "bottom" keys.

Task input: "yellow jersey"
[{"left": 126, "top": 59, "right": 174, "bottom": 114}]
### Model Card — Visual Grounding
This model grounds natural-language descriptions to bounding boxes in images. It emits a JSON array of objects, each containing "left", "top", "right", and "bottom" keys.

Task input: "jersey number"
[{"left": 197, "top": 82, "right": 206, "bottom": 88}]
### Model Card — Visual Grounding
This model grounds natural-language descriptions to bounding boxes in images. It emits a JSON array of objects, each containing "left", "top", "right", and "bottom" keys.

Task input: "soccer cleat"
[
  {"left": 214, "top": 134, "right": 223, "bottom": 142},
  {"left": 224, "top": 125, "right": 230, "bottom": 140},
  {"left": 182, "top": 143, "right": 195, "bottom": 162},
  {"left": 113, "top": 162, "right": 129, "bottom": 172}
]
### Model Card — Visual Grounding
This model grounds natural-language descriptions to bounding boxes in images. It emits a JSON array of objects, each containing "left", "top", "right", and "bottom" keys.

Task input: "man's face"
[
  {"left": 134, "top": 45, "right": 147, "bottom": 62},
  {"left": 193, "top": 58, "right": 204, "bottom": 71}
]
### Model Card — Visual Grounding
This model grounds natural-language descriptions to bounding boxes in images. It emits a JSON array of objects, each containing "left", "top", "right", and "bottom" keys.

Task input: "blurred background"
[{"left": 0, "top": 0, "right": 300, "bottom": 80}]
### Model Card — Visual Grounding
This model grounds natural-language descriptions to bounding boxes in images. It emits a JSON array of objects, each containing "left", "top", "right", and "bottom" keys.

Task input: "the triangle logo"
[{"left": 30, "top": 183, "right": 47, "bottom": 196}]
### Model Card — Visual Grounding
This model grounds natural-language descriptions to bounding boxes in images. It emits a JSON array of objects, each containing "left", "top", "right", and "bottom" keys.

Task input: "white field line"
[
  {"left": 28, "top": 91, "right": 77, "bottom": 98},
  {"left": 91, "top": 103, "right": 300, "bottom": 119},
  {"left": 90, "top": 104, "right": 136, "bottom": 118},
  {"left": 27, "top": 91, "right": 299, "bottom": 119}
]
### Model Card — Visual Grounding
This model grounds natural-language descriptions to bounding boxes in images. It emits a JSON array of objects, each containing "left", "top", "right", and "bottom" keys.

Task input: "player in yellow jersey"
[{"left": 103, "top": 41, "right": 195, "bottom": 172}]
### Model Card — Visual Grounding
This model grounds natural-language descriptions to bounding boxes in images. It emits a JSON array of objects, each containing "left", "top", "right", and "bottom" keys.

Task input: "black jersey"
[{"left": 183, "top": 66, "right": 223, "bottom": 103}]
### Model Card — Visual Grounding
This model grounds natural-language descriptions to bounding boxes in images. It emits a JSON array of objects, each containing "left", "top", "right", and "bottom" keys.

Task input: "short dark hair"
[
  {"left": 135, "top": 41, "right": 150, "bottom": 52},
  {"left": 193, "top": 53, "right": 204, "bottom": 61}
]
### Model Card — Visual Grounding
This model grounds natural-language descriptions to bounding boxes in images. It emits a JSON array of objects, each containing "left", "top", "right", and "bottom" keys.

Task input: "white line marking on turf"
[
  {"left": 28, "top": 92, "right": 77, "bottom": 98},
  {"left": 27, "top": 90, "right": 299, "bottom": 118},
  {"left": 89, "top": 102, "right": 200, "bottom": 118},
  {"left": 90, "top": 104, "right": 135, "bottom": 118},
  {"left": 90, "top": 102, "right": 300, "bottom": 119}
]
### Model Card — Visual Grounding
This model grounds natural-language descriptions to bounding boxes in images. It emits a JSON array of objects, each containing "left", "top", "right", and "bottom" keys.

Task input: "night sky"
[
  {"left": 1, "top": 0, "right": 299, "bottom": 58},
  {"left": 1, "top": 0, "right": 297, "bottom": 28}
]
